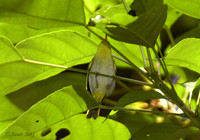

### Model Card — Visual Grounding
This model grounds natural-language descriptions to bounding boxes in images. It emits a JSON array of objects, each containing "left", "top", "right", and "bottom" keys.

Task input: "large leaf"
[
  {"left": 0, "top": 36, "right": 22, "bottom": 64},
  {"left": 116, "top": 90, "right": 165, "bottom": 107},
  {"left": 91, "top": 0, "right": 167, "bottom": 47},
  {"left": 0, "top": 71, "right": 86, "bottom": 122},
  {"left": 111, "top": 111, "right": 157, "bottom": 138},
  {"left": 130, "top": 0, "right": 163, "bottom": 16},
  {"left": 0, "top": 30, "right": 97, "bottom": 95},
  {"left": 16, "top": 30, "right": 97, "bottom": 65},
  {"left": 0, "top": 0, "right": 85, "bottom": 28},
  {"left": 164, "top": 0, "right": 200, "bottom": 19},
  {"left": 132, "top": 123, "right": 199, "bottom": 140},
  {"left": 84, "top": 0, "right": 120, "bottom": 12},
  {"left": 0, "top": 23, "right": 54, "bottom": 44},
  {"left": 165, "top": 6, "right": 181, "bottom": 27},
  {"left": 0, "top": 86, "right": 131, "bottom": 140},
  {"left": 0, "top": 120, "right": 14, "bottom": 133},
  {"left": 175, "top": 25, "right": 200, "bottom": 43},
  {"left": 165, "top": 38, "right": 200, "bottom": 74},
  {"left": 111, "top": 39, "right": 144, "bottom": 68},
  {"left": 0, "top": 23, "right": 92, "bottom": 45}
]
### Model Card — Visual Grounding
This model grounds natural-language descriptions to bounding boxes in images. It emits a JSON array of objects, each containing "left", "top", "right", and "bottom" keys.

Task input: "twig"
[
  {"left": 139, "top": 46, "right": 148, "bottom": 69},
  {"left": 164, "top": 25, "right": 175, "bottom": 46},
  {"left": 122, "top": 0, "right": 129, "bottom": 13},
  {"left": 24, "top": 59, "right": 153, "bottom": 87},
  {"left": 147, "top": 47, "right": 155, "bottom": 74},
  {"left": 100, "top": 105, "right": 185, "bottom": 117}
]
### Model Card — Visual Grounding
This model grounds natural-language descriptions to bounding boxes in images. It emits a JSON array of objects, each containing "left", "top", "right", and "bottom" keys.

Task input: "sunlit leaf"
[
  {"left": 165, "top": 6, "right": 181, "bottom": 27},
  {"left": 84, "top": 0, "right": 120, "bottom": 15},
  {"left": 0, "top": 23, "right": 54, "bottom": 44},
  {"left": 34, "top": 114, "right": 130, "bottom": 140},
  {"left": 164, "top": 0, "right": 200, "bottom": 19},
  {"left": 0, "top": 0, "right": 85, "bottom": 28},
  {"left": 0, "top": 72, "right": 86, "bottom": 121},
  {"left": 0, "top": 86, "right": 131, "bottom": 140},
  {"left": 180, "top": 81, "right": 198, "bottom": 93},
  {"left": 165, "top": 38, "right": 200, "bottom": 74},
  {"left": 0, "top": 36, "right": 22, "bottom": 64},
  {"left": 0, "top": 30, "right": 97, "bottom": 95},
  {"left": 0, "top": 120, "right": 14, "bottom": 133},
  {"left": 17, "top": 30, "right": 97, "bottom": 65}
]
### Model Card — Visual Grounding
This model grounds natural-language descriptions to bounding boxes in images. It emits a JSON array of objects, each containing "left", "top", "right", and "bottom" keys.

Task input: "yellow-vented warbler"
[{"left": 86, "top": 36, "right": 116, "bottom": 119}]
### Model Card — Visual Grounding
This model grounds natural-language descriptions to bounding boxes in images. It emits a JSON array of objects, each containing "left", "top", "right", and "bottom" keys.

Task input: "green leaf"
[
  {"left": 0, "top": 36, "right": 22, "bottom": 64},
  {"left": 0, "top": 24, "right": 90, "bottom": 44},
  {"left": 165, "top": 38, "right": 200, "bottom": 74},
  {"left": 194, "top": 78, "right": 200, "bottom": 90},
  {"left": 0, "top": 85, "right": 97, "bottom": 137},
  {"left": 0, "top": 95, "right": 24, "bottom": 121},
  {"left": 0, "top": 86, "right": 131, "bottom": 140},
  {"left": 0, "top": 30, "right": 97, "bottom": 95},
  {"left": 111, "top": 111, "right": 157, "bottom": 138},
  {"left": 130, "top": 0, "right": 163, "bottom": 16},
  {"left": 132, "top": 123, "right": 192, "bottom": 140},
  {"left": 84, "top": 0, "right": 120, "bottom": 13},
  {"left": 0, "top": 71, "right": 86, "bottom": 121},
  {"left": 168, "top": 126, "right": 200, "bottom": 140},
  {"left": 34, "top": 114, "right": 130, "bottom": 140},
  {"left": 0, "top": 0, "right": 85, "bottom": 28},
  {"left": 164, "top": 0, "right": 200, "bottom": 19},
  {"left": 83, "top": 27, "right": 146, "bottom": 68},
  {"left": 165, "top": 6, "right": 181, "bottom": 27},
  {"left": 133, "top": 0, "right": 181, "bottom": 28},
  {"left": 175, "top": 25, "right": 200, "bottom": 44},
  {"left": 0, "top": 23, "right": 53, "bottom": 44},
  {"left": 84, "top": 0, "right": 121, "bottom": 24},
  {"left": 0, "top": 120, "right": 14, "bottom": 133},
  {"left": 17, "top": 30, "right": 97, "bottom": 65},
  {"left": 91, "top": 0, "right": 167, "bottom": 47},
  {"left": 180, "top": 81, "right": 198, "bottom": 93},
  {"left": 111, "top": 39, "right": 144, "bottom": 68},
  {"left": 116, "top": 90, "right": 165, "bottom": 107}
]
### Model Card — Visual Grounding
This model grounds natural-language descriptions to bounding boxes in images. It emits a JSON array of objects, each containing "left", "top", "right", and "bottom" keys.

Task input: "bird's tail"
[{"left": 86, "top": 108, "right": 100, "bottom": 119}]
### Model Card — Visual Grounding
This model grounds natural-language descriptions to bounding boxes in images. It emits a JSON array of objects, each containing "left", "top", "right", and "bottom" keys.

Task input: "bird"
[{"left": 86, "top": 37, "right": 116, "bottom": 119}]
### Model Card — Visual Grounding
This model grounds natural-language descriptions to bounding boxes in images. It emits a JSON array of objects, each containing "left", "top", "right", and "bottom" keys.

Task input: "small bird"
[{"left": 86, "top": 37, "right": 116, "bottom": 119}]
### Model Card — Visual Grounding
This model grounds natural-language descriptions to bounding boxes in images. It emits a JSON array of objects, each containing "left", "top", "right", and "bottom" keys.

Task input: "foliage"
[{"left": 0, "top": 0, "right": 200, "bottom": 139}]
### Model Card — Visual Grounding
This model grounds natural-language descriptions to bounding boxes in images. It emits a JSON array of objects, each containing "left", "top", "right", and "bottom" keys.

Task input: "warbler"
[{"left": 86, "top": 38, "right": 116, "bottom": 119}]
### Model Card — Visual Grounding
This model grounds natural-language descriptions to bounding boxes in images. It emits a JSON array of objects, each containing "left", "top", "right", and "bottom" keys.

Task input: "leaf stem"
[
  {"left": 116, "top": 76, "right": 153, "bottom": 87},
  {"left": 122, "top": 0, "right": 129, "bottom": 13},
  {"left": 164, "top": 25, "right": 175, "bottom": 46},
  {"left": 147, "top": 47, "right": 155, "bottom": 74},
  {"left": 152, "top": 67, "right": 200, "bottom": 128},
  {"left": 100, "top": 105, "right": 185, "bottom": 117},
  {"left": 23, "top": 59, "right": 153, "bottom": 87},
  {"left": 112, "top": 54, "right": 131, "bottom": 65},
  {"left": 139, "top": 46, "right": 148, "bottom": 69},
  {"left": 196, "top": 91, "right": 200, "bottom": 106},
  {"left": 152, "top": 47, "right": 176, "bottom": 96}
]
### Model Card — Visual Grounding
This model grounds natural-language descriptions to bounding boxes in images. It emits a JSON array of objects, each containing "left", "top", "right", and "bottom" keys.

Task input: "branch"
[
  {"left": 100, "top": 105, "right": 185, "bottom": 117},
  {"left": 24, "top": 58, "right": 153, "bottom": 87}
]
